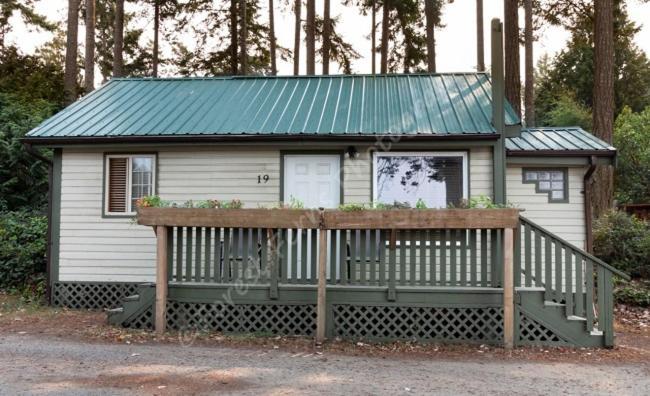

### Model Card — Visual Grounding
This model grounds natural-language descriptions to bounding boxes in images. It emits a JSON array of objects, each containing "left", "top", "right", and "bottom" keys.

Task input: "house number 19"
[{"left": 258, "top": 174, "right": 270, "bottom": 183}]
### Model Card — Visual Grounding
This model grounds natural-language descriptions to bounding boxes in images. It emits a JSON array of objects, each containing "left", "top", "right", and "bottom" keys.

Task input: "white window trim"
[
  {"left": 104, "top": 154, "right": 156, "bottom": 216},
  {"left": 372, "top": 151, "right": 469, "bottom": 206}
]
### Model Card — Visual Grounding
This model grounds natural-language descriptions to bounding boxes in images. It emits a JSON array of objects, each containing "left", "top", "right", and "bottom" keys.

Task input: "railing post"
[
  {"left": 155, "top": 225, "right": 169, "bottom": 335},
  {"left": 503, "top": 227, "right": 514, "bottom": 349},
  {"left": 316, "top": 211, "right": 328, "bottom": 343},
  {"left": 598, "top": 266, "right": 615, "bottom": 347}
]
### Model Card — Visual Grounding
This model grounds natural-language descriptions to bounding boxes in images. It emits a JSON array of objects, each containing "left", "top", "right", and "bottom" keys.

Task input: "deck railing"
[
  {"left": 138, "top": 207, "right": 520, "bottom": 346},
  {"left": 516, "top": 216, "right": 630, "bottom": 345}
]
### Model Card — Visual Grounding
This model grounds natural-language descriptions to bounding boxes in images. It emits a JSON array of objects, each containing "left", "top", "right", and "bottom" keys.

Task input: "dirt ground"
[{"left": 1, "top": 294, "right": 649, "bottom": 395}]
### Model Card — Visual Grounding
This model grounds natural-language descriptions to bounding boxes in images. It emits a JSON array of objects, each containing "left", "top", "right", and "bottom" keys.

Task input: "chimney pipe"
[
  {"left": 491, "top": 18, "right": 506, "bottom": 205},
  {"left": 491, "top": 18, "right": 505, "bottom": 135}
]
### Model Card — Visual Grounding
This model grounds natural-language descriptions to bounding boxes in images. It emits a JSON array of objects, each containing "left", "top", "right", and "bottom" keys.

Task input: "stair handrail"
[{"left": 519, "top": 216, "right": 630, "bottom": 281}]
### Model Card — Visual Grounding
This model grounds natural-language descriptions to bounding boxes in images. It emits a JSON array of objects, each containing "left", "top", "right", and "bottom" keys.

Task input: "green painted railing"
[
  {"left": 164, "top": 226, "right": 504, "bottom": 292},
  {"left": 516, "top": 216, "right": 630, "bottom": 344}
]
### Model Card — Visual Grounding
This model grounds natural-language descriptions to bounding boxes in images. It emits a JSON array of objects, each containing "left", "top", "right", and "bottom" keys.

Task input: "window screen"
[{"left": 374, "top": 153, "right": 466, "bottom": 208}]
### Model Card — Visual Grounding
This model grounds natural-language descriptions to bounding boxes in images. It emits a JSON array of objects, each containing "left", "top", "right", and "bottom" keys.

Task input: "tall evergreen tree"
[
  {"left": 592, "top": 0, "right": 615, "bottom": 217},
  {"left": 268, "top": 0, "right": 277, "bottom": 75},
  {"left": 84, "top": 0, "right": 95, "bottom": 93},
  {"left": 322, "top": 0, "right": 331, "bottom": 75},
  {"left": 424, "top": 0, "right": 436, "bottom": 72},
  {"left": 380, "top": 0, "right": 389, "bottom": 73},
  {"left": 524, "top": 0, "right": 534, "bottom": 125},
  {"left": 371, "top": 0, "right": 376, "bottom": 74},
  {"left": 504, "top": 0, "right": 521, "bottom": 116},
  {"left": 305, "top": 0, "right": 315, "bottom": 74},
  {"left": 152, "top": 0, "right": 159, "bottom": 77},
  {"left": 113, "top": 0, "right": 124, "bottom": 77},
  {"left": 293, "top": 0, "right": 301, "bottom": 75},
  {"left": 239, "top": 0, "right": 247, "bottom": 74},
  {"left": 476, "top": 0, "right": 484, "bottom": 71},
  {"left": 0, "top": 1, "right": 54, "bottom": 50},
  {"left": 64, "top": 0, "right": 80, "bottom": 104}
]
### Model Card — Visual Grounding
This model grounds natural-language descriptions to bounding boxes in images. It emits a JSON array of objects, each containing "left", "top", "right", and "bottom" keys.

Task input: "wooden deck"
[{"left": 106, "top": 207, "right": 628, "bottom": 348}]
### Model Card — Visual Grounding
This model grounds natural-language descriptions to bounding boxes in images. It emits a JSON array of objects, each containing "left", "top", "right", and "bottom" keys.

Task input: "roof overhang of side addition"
[
  {"left": 23, "top": 73, "right": 520, "bottom": 144},
  {"left": 506, "top": 127, "right": 616, "bottom": 165}
]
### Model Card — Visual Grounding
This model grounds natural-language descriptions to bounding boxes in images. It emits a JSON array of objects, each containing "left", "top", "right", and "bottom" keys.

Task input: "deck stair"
[
  {"left": 515, "top": 216, "right": 629, "bottom": 347},
  {"left": 107, "top": 283, "right": 155, "bottom": 328}
]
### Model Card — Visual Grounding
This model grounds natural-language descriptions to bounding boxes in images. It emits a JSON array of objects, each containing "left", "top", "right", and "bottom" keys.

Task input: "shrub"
[
  {"left": 614, "top": 280, "right": 650, "bottom": 307},
  {"left": 593, "top": 210, "right": 650, "bottom": 279},
  {"left": 0, "top": 211, "right": 47, "bottom": 289}
]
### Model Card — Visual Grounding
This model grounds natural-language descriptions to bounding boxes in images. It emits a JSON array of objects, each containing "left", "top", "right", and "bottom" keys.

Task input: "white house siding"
[
  {"left": 58, "top": 145, "right": 494, "bottom": 283},
  {"left": 506, "top": 165, "right": 586, "bottom": 249}
]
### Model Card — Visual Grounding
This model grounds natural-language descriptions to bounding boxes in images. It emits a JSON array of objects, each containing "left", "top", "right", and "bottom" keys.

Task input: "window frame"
[
  {"left": 103, "top": 153, "right": 157, "bottom": 217},
  {"left": 372, "top": 151, "right": 469, "bottom": 208},
  {"left": 522, "top": 167, "right": 569, "bottom": 203}
]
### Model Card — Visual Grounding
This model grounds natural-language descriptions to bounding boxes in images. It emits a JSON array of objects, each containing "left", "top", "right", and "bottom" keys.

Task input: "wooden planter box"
[{"left": 137, "top": 207, "right": 520, "bottom": 230}]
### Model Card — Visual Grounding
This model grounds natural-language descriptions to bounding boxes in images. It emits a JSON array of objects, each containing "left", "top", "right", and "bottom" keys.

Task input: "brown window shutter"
[{"left": 108, "top": 157, "right": 128, "bottom": 212}]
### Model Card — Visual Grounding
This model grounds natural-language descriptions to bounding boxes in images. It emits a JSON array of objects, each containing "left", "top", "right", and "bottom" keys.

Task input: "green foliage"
[
  {"left": 534, "top": 1, "right": 650, "bottom": 124},
  {"left": 0, "top": 93, "right": 56, "bottom": 211},
  {"left": 0, "top": 46, "right": 64, "bottom": 104},
  {"left": 0, "top": 211, "right": 47, "bottom": 290},
  {"left": 415, "top": 198, "right": 427, "bottom": 209},
  {"left": 286, "top": 196, "right": 304, "bottom": 209},
  {"left": 541, "top": 93, "right": 593, "bottom": 130},
  {"left": 614, "top": 280, "right": 650, "bottom": 307},
  {"left": 593, "top": 210, "right": 650, "bottom": 279},
  {"left": 338, "top": 202, "right": 369, "bottom": 211},
  {"left": 135, "top": 195, "right": 171, "bottom": 208},
  {"left": 613, "top": 107, "right": 650, "bottom": 204},
  {"left": 450, "top": 195, "right": 515, "bottom": 209}
]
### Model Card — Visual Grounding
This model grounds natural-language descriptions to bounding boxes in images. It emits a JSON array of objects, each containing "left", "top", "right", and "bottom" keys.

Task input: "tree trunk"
[
  {"left": 269, "top": 0, "right": 277, "bottom": 75},
  {"left": 112, "top": 0, "right": 124, "bottom": 77},
  {"left": 424, "top": 0, "right": 436, "bottom": 73},
  {"left": 84, "top": 0, "right": 95, "bottom": 93},
  {"left": 293, "top": 0, "right": 301, "bottom": 75},
  {"left": 64, "top": 0, "right": 79, "bottom": 104},
  {"left": 305, "top": 0, "right": 315, "bottom": 75},
  {"left": 371, "top": 0, "right": 376, "bottom": 74},
  {"left": 503, "top": 0, "right": 520, "bottom": 117},
  {"left": 476, "top": 0, "right": 484, "bottom": 71},
  {"left": 152, "top": 0, "right": 159, "bottom": 77},
  {"left": 230, "top": 0, "right": 238, "bottom": 75},
  {"left": 592, "top": 0, "right": 615, "bottom": 218},
  {"left": 322, "top": 0, "right": 331, "bottom": 75},
  {"left": 523, "top": 0, "right": 534, "bottom": 126},
  {"left": 239, "top": 0, "right": 247, "bottom": 75},
  {"left": 380, "top": 0, "right": 389, "bottom": 74}
]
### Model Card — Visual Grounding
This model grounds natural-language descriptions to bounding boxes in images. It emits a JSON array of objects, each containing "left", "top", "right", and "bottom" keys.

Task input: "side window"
[
  {"left": 105, "top": 154, "right": 156, "bottom": 215},
  {"left": 523, "top": 168, "right": 568, "bottom": 203}
]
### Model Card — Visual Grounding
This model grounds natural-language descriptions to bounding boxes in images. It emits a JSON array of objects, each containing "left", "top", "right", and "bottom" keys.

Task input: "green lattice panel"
[
  {"left": 147, "top": 302, "right": 318, "bottom": 335},
  {"left": 517, "top": 311, "right": 569, "bottom": 346},
  {"left": 333, "top": 305, "right": 503, "bottom": 343},
  {"left": 52, "top": 282, "right": 138, "bottom": 310}
]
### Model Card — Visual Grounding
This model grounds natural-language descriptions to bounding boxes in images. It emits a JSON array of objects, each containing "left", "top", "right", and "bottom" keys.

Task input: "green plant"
[
  {"left": 614, "top": 280, "right": 650, "bottom": 307},
  {"left": 450, "top": 195, "right": 515, "bottom": 209},
  {"left": 286, "top": 196, "right": 304, "bottom": 209},
  {"left": 374, "top": 201, "right": 411, "bottom": 210},
  {"left": 135, "top": 195, "right": 171, "bottom": 208},
  {"left": 0, "top": 211, "right": 47, "bottom": 290},
  {"left": 338, "top": 203, "right": 368, "bottom": 211},
  {"left": 593, "top": 210, "right": 650, "bottom": 279},
  {"left": 415, "top": 198, "right": 427, "bottom": 209}
]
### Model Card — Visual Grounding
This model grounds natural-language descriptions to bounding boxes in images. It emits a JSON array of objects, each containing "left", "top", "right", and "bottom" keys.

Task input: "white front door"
[{"left": 284, "top": 155, "right": 341, "bottom": 208}]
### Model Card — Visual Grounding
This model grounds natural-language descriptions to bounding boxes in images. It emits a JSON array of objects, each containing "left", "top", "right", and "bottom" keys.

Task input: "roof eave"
[{"left": 22, "top": 133, "right": 500, "bottom": 146}]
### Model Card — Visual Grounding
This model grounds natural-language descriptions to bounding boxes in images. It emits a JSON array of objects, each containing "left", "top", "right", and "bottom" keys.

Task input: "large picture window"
[
  {"left": 104, "top": 154, "right": 156, "bottom": 216},
  {"left": 373, "top": 152, "right": 468, "bottom": 208}
]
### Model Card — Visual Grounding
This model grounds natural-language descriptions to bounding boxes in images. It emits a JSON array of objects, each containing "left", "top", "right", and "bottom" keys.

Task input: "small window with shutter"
[
  {"left": 373, "top": 152, "right": 468, "bottom": 208},
  {"left": 104, "top": 154, "right": 156, "bottom": 215}
]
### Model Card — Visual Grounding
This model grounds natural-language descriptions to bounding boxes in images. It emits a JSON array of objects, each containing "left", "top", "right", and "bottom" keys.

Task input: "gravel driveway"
[{"left": 0, "top": 334, "right": 648, "bottom": 396}]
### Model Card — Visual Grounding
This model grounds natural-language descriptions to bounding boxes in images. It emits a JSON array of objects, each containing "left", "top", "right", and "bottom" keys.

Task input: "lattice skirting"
[
  {"left": 517, "top": 310, "right": 569, "bottom": 346},
  {"left": 123, "top": 301, "right": 317, "bottom": 336},
  {"left": 52, "top": 282, "right": 139, "bottom": 310},
  {"left": 332, "top": 304, "right": 504, "bottom": 343}
]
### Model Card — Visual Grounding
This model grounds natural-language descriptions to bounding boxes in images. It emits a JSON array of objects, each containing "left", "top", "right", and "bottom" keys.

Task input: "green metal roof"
[
  {"left": 506, "top": 127, "right": 615, "bottom": 154},
  {"left": 26, "top": 73, "right": 520, "bottom": 139}
]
